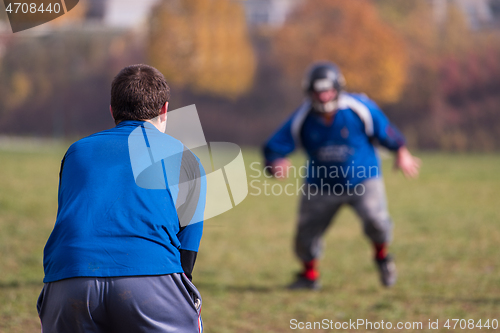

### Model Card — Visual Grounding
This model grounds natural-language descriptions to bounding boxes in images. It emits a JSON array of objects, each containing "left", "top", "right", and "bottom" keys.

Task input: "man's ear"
[
  {"left": 109, "top": 105, "right": 114, "bottom": 120},
  {"left": 160, "top": 102, "right": 168, "bottom": 122}
]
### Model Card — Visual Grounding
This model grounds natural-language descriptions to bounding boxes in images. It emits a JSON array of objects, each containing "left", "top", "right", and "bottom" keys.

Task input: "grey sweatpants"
[
  {"left": 295, "top": 178, "right": 393, "bottom": 262},
  {"left": 37, "top": 273, "right": 202, "bottom": 333}
]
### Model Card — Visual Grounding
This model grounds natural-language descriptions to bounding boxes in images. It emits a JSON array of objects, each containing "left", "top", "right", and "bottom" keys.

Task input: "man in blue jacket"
[
  {"left": 263, "top": 62, "right": 420, "bottom": 290},
  {"left": 38, "top": 64, "right": 206, "bottom": 332}
]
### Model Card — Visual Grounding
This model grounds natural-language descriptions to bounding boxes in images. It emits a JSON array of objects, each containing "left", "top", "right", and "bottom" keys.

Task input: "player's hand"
[
  {"left": 394, "top": 146, "right": 421, "bottom": 178},
  {"left": 270, "top": 158, "right": 292, "bottom": 180}
]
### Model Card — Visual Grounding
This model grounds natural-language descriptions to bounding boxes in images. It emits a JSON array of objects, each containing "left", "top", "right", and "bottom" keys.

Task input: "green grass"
[{"left": 1, "top": 143, "right": 499, "bottom": 332}]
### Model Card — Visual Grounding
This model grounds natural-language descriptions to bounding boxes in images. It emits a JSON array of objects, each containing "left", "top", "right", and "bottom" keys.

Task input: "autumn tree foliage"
[
  {"left": 148, "top": 0, "right": 256, "bottom": 99},
  {"left": 377, "top": 0, "right": 500, "bottom": 151},
  {"left": 0, "top": 31, "right": 143, "bottom": 137},
  {"left": 272, "top": 0, "right": 408, "bottom": 104},
  {"left": 48, "top": 0, "right": 88, "bottom": 27}
]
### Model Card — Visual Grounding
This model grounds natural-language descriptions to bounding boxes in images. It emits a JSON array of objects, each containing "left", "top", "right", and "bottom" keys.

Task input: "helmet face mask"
[
  {"left": 303, "top": 62, "right": 346, "bottom": 114},
  {"left": 312, "top": 99, "right": 338, "bottom": 113}
]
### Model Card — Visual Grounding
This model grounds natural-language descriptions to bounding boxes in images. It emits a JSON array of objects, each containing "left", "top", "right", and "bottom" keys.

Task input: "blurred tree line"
[
  {"left": 0, "top": 30, "right": 142, "bottom": 137},
  {"left": 374, "top": 0, "right": 500, "bottom": 151},
  {"left": 1, "top": 0, "right": 500, "bottom": 151},
  {"left": 148, "top": 0, "right": 255, "bottom": 99},
  {"left": 0, "top": 2, "right": 142, "bottom": 137}
]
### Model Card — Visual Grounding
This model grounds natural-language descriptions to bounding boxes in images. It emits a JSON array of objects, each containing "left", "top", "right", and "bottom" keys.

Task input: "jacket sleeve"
[
  {"left": 263, "top": 106, "right": 308, "bottom": 163},
  {"left": 175, "top": 149, "right": 206, "bottom": 278},
  {"left": 362, "top": 96, "right": 406, "bottom": 151}
]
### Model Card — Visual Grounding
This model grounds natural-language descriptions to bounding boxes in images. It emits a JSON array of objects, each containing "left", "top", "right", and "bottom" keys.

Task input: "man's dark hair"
[{"left": 111, "top": 64, "right": 170, "bottom": 124}]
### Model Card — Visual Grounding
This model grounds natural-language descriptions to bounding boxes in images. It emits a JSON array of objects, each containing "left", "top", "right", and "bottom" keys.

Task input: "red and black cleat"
[
  {"left": 287, "top": 273, "right": 321, "bottom": 291},
  {"left": 376, "top": 254, "right": 397, "bottom": 287}
]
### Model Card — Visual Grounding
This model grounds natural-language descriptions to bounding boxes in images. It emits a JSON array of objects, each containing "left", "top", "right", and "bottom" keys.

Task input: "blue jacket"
[
  {"left": 43, "top": 120, "right": 206, "bottom": 283},
  {"left": 263, "top": 93, "right": 405, "bottom": 186}
]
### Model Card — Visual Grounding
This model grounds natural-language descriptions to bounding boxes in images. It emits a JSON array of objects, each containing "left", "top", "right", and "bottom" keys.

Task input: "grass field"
[{"left": 1, "top": 142, "right": 499, "bottom": 332}]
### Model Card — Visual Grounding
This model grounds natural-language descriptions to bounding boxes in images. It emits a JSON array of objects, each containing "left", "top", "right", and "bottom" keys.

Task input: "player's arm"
[
  {"left": 175, "top": 149, "right": 206, "bottom": 280},
  {"left": 365, "top": 98, "right": 421, "bottom": 178},
  {"left": 394, "top": 146, "right": 421, "bottom": 178},
  {"left": 262, "top": 111, "right": 301, "bottom": 179}
]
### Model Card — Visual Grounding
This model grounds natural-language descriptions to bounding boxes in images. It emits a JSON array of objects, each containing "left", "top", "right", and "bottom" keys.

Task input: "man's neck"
[
  {"left": 321, "top": 111, "right": 336, "bottom": 126},
  {"left": 143, "top": 119, "right": 166, "bottom": 132}
]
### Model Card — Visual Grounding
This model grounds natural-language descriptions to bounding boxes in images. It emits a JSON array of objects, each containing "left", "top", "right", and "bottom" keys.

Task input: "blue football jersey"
[
  {"left": 43, "top": 121, "right": 206, "bottom": 283},
  {"left": 263, "top": 93, "right": 405, "bottom": 186}
]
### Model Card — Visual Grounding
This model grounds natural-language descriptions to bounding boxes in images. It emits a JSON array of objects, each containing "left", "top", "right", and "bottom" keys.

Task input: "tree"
[
  {"left": 0, "top": 30, "right": 143, "bottom": 137},
  {"left": 148, "top": 0, "right": 256, "bottom": 99},
  {"left": 377, "top": 0, "right": 500, "bottom": 151},
  {"left": 272, "top": 0, "right": 408, "bottom": 104},
  {"left": 48, "top": 0, "right": 88, "bottom": 27}
]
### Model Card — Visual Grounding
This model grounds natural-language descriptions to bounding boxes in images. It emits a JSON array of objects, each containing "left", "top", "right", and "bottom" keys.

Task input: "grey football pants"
[
  {"left": 37, "top": 273, "right": 202, "bottom": 333},
  {"left": 295, "top": 178, "right": 393, "bottom": 262}
]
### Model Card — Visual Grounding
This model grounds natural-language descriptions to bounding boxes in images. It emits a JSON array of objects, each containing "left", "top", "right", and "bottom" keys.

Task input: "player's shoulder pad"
[
  {"left": 290, "top": 100, "right": 313, "bottom": 145},
  {"left": 338, "top": 93, "right": 375, "bottom": 137},
  {"left": 347, "top": 93, "right": 381, "bottom": 111},
  {"left": 347, "top": 92, "right": 372, "bottom": 105},
  {"left": 291, "top": 99, "right": 312, "bottom": 118}
]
